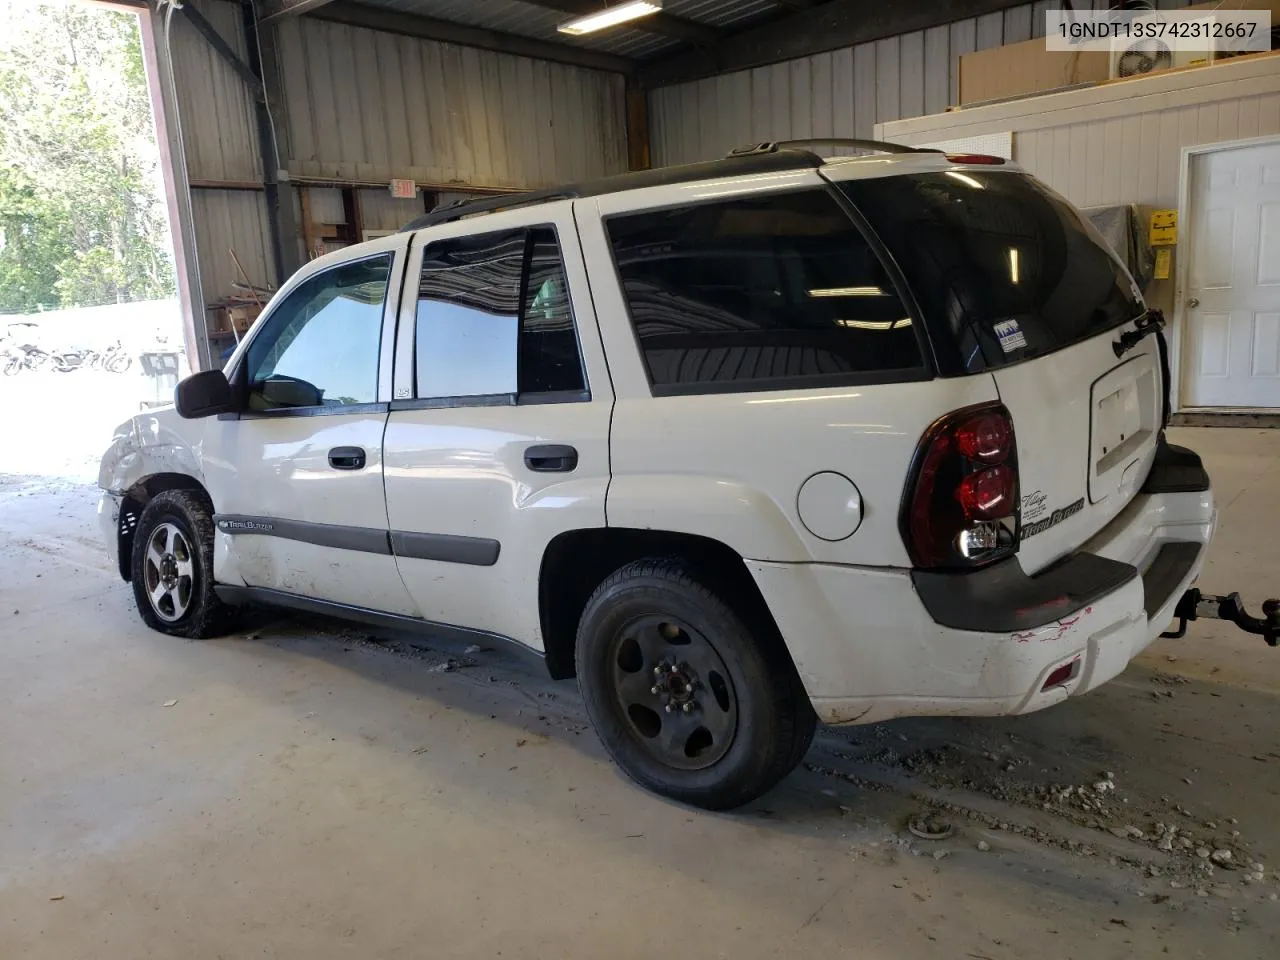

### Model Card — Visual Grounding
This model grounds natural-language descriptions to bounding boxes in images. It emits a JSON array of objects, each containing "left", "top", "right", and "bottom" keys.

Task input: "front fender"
[
  {"left": 97, "top": 410, "right": 205, "bottom": 495},
  {"left": 605, "top": 474, "right": 810, "bottom": 561}
]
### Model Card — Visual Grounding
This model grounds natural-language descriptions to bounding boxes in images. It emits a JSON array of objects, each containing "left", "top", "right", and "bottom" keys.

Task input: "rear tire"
[
  {"left": 130, "top": 490, "right": 233, "bottom": 638},
  {"left": 575, "top": 558, "right": 816, "bottom": 810}
]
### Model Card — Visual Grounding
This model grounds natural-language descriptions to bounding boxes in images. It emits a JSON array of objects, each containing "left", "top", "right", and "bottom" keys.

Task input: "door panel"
[
  {"left": 1185, "top": 141, "right": 1280, "bottom": 408},
  {"left": 206, "top": 413, "right": 416, "bottom": 614},
  {"left": 383, "top": 404, "right": 610, "bottom": 644},
  {"left": 205, "top": 238, "right": 416, "bottom": 615},
  {"left": 383, "top": 203, "right": 613, "bottom": 648}
]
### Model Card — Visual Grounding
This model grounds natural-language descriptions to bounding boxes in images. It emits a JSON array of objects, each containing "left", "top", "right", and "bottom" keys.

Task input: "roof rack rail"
[
  {"left": 725, "top": 138, "right": 939, "bottom": 158},
  {"left": 401, "top": 188, "right": 578, "bottom": 232},
  {"left": 398, "top": 148, "right": 828, "bottom": 233}
]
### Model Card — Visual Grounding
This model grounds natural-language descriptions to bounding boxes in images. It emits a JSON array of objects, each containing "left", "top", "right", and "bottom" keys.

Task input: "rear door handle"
[
  {"left": 328, "top": 446, "right": 367, "bottom": 470},
  {"left": 524, "top": 444, "right": 578, "bottom": 473}
]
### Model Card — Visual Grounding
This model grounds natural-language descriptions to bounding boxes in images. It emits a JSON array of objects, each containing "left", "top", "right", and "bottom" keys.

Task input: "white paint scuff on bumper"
[{"left": 750, "top": 487, "right": 1216, "bottom": 725}]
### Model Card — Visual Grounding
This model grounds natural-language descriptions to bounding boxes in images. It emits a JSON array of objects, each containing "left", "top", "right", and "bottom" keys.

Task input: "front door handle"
[
  {"left": 524, "top": 444, "right": 578, "bottom": 473},
  {"left": 328, "top": 446, "right": 366, "bottom": 470}
]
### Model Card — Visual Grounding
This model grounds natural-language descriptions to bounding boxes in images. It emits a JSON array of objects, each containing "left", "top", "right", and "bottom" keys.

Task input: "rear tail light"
[{"left": 901, "top": 402, "right": 1020, "bottom": 569}]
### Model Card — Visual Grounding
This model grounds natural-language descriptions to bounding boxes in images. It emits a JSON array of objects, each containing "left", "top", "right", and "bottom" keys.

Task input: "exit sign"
[{"left": 389, "top": 178, "right": 416, "bottom": 199}]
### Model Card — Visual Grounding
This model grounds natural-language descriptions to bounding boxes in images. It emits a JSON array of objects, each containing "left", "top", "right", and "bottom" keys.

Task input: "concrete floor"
[{"left": 1, "top": 376, "right": 1278, "bottom": 958}]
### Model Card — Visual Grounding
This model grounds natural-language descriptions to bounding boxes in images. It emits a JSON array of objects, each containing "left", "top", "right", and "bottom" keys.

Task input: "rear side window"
[
  {"left": 837, "top": 172, "right": 1142, "bottom": 373},
  {"left": 414, "top": 226, "right": 587, "bottom": 401},
  {"left": 605, "top": 189, "right": 924, "bottom": 395}
]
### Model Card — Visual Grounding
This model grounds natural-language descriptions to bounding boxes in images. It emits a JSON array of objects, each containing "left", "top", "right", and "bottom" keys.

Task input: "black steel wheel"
[
  {"left": 608, "top": 614, "right": 739, "bottom": 771},
  {"left": 576, "top": 558, "right": 816, "bottom": 810}
]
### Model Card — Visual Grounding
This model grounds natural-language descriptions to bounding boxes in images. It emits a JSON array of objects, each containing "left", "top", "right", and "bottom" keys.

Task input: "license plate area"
[{"left": 1089, "top": 352, "right": 1158, "bottom": 504}]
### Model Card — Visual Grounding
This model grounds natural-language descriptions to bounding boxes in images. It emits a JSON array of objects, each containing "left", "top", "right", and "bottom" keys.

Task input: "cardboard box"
[
  {"left": 958, "top": 37, "right": 1111, "bottom": 106},
  {"left": 958, "top": 2, "right": 1276, "bottom": 106},
  {"left": 1185, "top": 0, "right": 1280, "bottom": 15}
]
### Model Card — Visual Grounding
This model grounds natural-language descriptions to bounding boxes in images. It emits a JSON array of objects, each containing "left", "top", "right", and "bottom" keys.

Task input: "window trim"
[
  {"left": 650, "top": 366, "right": 931, "bottom": 398},
  {"left": 227, "top": 401, "right": 391, "bottom": 421},
  {"left": 232, "top": 251, "right": 399, "bottom": 418},
  {"left": 601, "top": 185, "right": 936, "bottom": 398},
  {"left": 409, "top": 223, "right": 592, "bottom": 408},
  {"left": 386, "top": 387, "right": 592, "bottom": 413}
]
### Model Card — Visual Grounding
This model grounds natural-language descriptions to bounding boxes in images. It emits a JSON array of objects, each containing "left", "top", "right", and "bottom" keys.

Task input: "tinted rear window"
[
  {"left": 837, "top": 172, "right": 1142, "bottom": 373},
  {"left": 605, "top": 188, "right": 925, "bottom": 395}
]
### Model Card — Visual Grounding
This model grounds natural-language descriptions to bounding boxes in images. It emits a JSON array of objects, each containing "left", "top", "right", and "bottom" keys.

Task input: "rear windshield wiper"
[{"left": 1113, "top": 309, "right": 1165, "bottom": 358}]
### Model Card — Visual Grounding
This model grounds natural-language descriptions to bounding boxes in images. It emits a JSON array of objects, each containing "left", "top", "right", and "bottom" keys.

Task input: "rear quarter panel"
[
  {"left": 602, "top": 381, "right": 1000, "bottom": 565},
  {"left": 574, "top": 188, "right": 999, "bottom": 565}
]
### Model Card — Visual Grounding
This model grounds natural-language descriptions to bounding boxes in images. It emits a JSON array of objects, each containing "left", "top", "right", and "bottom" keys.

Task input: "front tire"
[
  {"left": 130, "top": 490, "right": 232, "bottom": 638},
  {"left": 575, "top": 558, "right": 816, "bottom": 810}
]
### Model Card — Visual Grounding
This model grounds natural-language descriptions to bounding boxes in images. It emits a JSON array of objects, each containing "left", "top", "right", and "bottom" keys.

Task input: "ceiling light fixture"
[
  {"left": 808, "top": 286, "right": 888, "bottom": 298},
  {"left": 557, "top": 1, "right": 663, "bottom": 36}
]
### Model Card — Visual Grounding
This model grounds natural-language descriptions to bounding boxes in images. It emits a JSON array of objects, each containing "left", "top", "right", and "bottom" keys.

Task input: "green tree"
[{"left": 0, "top": 0, "right": 175, "bottom": 312}]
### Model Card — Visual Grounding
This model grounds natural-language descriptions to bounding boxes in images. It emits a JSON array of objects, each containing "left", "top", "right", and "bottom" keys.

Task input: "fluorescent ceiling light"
[
  {"left": 835, "top": 318, "right": 913, "bottom": 330},
  {"left": 945, "top": 171, "right": 984, "bottom": 190},
  {"left": 558, "top": 1, "right": 663, "bottom": 36},
  {"left": 809, "top": 286, "right": 888, "bottom": 298}
]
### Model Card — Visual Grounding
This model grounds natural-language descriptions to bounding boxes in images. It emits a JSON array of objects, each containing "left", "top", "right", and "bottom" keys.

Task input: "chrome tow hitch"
[{"left": 1162, "top": 589, "right": 1280, "bottom": 646}]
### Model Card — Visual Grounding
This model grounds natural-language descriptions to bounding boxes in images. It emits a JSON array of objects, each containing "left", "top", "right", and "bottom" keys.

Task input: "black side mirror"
[{"left": 175, "top": 369, "right": 236, "bottom": 419}]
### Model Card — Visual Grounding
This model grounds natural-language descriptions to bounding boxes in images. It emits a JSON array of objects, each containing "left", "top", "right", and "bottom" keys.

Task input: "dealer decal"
[
  {"left": 993, "top": 318, "right": 1027, "bottom": 354},
  {"left": 1020, "top": 497, "right": 1084, "bottom": 540}
]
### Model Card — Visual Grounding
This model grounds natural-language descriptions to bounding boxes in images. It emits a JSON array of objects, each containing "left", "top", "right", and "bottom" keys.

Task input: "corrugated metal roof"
[{"left": 353, "top": 0, "right": 785, "bottom": 60}]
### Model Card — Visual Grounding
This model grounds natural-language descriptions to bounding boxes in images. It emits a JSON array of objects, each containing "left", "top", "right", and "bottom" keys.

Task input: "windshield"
[{"left": 836, "top": 171, "right": 1143, "bottom": 373}]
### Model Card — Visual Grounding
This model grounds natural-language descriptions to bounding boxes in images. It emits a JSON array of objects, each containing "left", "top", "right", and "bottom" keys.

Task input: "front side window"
[
  {"left": 605, "top": 189, "right": 924, "bottom": 395},
  {"left": 414, "top": 226, "right": 586, "bottom": 400},
  {"left": 244, "top": 256, "right": 391, "bottom": 410}
]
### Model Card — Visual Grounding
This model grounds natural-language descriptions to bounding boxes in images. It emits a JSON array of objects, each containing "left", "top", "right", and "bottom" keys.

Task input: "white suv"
[{"left": 98, "top": 140, "right": 1216, "bottom": 809}]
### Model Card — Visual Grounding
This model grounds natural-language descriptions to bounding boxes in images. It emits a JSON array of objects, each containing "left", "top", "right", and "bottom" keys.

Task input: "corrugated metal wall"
[
  {"left": 359, "top": 190, "right": 426, "bottom": 231},
  {"left": 168, "top": 0, "right": 276, "bottom": 301},
  {"left": 648, "top": 0, "right": 1191, "bottom": 166},
  {"left": 190, "top": 189, "right": 276, "bottom": 298},
  {"left": 163, "top": 0, "right": 630, "bottom": 343},
  {"left": 272, "top": 15, "right": 628, "bottom": 189}
]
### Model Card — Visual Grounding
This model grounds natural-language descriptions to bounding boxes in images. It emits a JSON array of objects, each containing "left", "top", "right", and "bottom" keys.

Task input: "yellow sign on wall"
[
  {"left": 1153, "top": 248, "right": 1172, "bottom": 281},
  {"left": 1150, "top": 210, "right": 1178, "bottom": 246}
]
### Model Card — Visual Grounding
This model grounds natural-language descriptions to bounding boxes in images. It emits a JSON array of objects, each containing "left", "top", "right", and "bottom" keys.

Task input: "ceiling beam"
[
  {"left": 259, "top": 0, "right": 341, "bottom": 21},
  {"left": 295, "top": 1, "right": 635, "bottom": 75},
  {"left": 639, "top": 0, "right": 1027, "bottom": 88},
  {"left": 521, "top": 0, "right": 718, "bottom": 45}
]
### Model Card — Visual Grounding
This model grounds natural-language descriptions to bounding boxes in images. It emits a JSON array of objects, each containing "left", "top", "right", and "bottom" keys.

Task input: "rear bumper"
[{"left": 749, "top": 483, "right": 1215, "bottom": 725}]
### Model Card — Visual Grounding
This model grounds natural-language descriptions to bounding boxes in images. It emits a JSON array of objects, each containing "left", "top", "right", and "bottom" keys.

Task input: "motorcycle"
[
  {"left": 52, "top": 349, "right": 89, "bottom": 373},
  {"left": 100, "top": 340, "right": 132, "bottom": 374},
  {"left": 8, "top": 345, "right": 51, "bottom": 373}
]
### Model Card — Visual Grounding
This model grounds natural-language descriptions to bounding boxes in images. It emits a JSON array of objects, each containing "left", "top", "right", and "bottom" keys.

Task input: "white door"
[
  {"left": 1184, "top": 140, "right": 1280, "bottom": 408},
  {"left": 205, "top": 243, "right": 418, "bottom": 616},
  {"left": 381, "top": 202, "right": 613, "bottom": 648}
]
